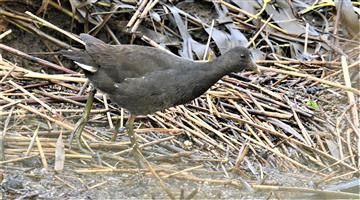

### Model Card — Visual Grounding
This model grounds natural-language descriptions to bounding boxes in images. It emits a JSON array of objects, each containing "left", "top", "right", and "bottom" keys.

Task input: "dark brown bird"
[{"left": 62, "top": 33, "right": 259, "bottom": 166}]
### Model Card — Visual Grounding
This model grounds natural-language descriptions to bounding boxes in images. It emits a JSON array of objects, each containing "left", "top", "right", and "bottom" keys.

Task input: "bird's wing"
[
  {"left": 112, "top": 67, "right": 192, "bottom": 104},
  {"left": 111, "top": 69, "right": 178, "bottom": 112},
  {"left": 79, "top": 34, "right": 192, "bottom": 83}
]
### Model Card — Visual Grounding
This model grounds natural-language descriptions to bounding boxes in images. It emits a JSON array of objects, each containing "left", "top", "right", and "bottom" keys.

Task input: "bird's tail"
[
  {"left": 79, "top": 33, "right": 105, "bottom": 45},
  {"left": 60, "top": 49, "right": 98, "bottom": 72}
]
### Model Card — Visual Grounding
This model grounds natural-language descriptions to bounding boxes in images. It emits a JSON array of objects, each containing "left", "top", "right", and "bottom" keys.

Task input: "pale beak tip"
[{"left": 251, "top": 61, "right": 261, "bottom": 74}]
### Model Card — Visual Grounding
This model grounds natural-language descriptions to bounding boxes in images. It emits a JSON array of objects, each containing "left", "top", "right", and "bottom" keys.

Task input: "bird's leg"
[
  {"left": 69, "top": 88, "right": 96, "bottom": 153},
  {"left": 126, "top": 114, "right": 144, "bottom": 168},
  {"left": 111, "top": 121, "right": 126, "bottom": 142},
  {"left": 111, "top": 118, "right": 121, "bottom": 142}
]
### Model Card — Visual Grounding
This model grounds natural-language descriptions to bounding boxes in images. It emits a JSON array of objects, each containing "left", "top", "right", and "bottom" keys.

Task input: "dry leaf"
[{"left": 54, "top": 133, "right": 65, "bottom": 171}]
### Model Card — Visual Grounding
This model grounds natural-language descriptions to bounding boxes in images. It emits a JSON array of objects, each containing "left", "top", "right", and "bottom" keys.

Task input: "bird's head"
[{"left": 219, "top": 46, "right": 260, "bottom": 74}]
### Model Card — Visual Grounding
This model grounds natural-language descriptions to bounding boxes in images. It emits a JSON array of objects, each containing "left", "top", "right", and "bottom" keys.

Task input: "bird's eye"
[{"left": 240, "top": 54, "right": 246, "bottom": 58}]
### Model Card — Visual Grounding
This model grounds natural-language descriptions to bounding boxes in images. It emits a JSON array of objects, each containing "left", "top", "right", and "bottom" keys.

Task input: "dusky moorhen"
[{"left": 62, "top": 33, "right": 259, "bottom": 166}]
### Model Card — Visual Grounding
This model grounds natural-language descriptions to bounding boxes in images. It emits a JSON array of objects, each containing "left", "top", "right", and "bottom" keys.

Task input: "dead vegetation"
[{"left": 0, "top": 0, "right": 359, "bottom": 199}]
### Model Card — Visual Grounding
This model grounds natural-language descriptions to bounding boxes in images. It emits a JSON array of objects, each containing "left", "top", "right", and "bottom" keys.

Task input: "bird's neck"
[
  {"left": 202, "top": 54, "right": 236, "bottom": 77},
  {"left": 190, "top": 56, "right": 233, "bottom": 90}
]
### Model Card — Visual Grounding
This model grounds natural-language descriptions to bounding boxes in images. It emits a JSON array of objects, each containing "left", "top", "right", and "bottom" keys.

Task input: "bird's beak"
[{"left": 250, "top": 59, "right": 261, "bottom": 74}]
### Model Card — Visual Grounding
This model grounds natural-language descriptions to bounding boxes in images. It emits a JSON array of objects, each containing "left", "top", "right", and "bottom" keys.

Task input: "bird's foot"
[
  {"left": 68, "top": 112, "right": 89, "bottom": 154},
  {"left": 131, "top": 144, "right": 145, "bottom": 169},
  {"left": 68, "top": 88, "right": 96, "bottom": 154},
  {"left": 111, "top": 126, "right": 126, "bottom": 142},
  {"left": 125, "top": 114, "right": 145, "bottom": 168}
]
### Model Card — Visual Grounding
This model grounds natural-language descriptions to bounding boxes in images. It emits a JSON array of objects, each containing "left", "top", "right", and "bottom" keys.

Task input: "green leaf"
[{"left": 305, "top": 100, "right": 319, "bottom": 109}]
